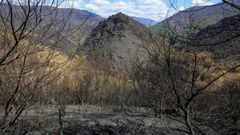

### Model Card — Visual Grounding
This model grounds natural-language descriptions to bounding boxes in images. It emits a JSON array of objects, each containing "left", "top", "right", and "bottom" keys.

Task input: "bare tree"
[
  {"left": 0, "top": 0, "right": 76, "bottom": 134},
  {"left": 148, "top": 1, "right": 240, "bottom": 134}
]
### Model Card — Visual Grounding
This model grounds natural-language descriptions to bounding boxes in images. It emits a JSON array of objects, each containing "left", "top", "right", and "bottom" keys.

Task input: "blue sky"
[{"left": 61, "top": 0, "right": 221, "bottom": 21}]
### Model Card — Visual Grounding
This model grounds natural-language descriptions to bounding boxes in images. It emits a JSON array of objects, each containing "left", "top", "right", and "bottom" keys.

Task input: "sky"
[{"left": 61, "top": 0, "right": 221, "bottom": 21}]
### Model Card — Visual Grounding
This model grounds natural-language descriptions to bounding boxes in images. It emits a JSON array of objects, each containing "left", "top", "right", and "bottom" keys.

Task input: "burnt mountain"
[
  {"left": 192, "top": 14, "right": 240, "bottom": 61},
  {"left": 79, "top": 12, "right": 156, "bottom": 73}
]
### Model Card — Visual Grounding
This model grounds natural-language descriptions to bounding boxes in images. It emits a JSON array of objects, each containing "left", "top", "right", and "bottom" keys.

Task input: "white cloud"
[
  {"left": 61, "top": 0, "right": 206, "bottom": 21},
  {"left": 84, "top": 4, "right": 99, "bottom": 11},
  {"left": 60, "top": 0, "right": 176, "bottom": 21},
  {"left": 191, "top": 0, "right": 214, "bottom": 6},
  {"left": 178, "top": 6, "right": 185, "bottom": 11},
  {"left": 59, "top": 0, "right": 84, "bottom": 9}
]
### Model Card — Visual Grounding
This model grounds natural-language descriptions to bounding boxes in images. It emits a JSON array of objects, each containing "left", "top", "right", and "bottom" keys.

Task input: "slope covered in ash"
[
  {"left": 79, "top": 12, "right": 156, "bottom": 73},
  {"left": 193, "top": 14, "right": 240, "bottom": 61}
]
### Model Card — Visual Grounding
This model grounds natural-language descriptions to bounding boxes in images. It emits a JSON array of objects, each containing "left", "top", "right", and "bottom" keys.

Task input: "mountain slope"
[
  {"left": 192, "top": 14, "right": 240, "bottom": 61},
  {"left": 79, "top": 12, "right": 156, "bottom": 73},
  {"left": 151, "top": 1, "right": 240, "bottom": 37},
  {"left": 56, "top": 8, "right": 104, "bottom": 47},
  {"left": 0, "top": 4, "right": 104, "bottom": 55},
  {"left": 39, "top": 8, "right": 104, "bottom": 55}
]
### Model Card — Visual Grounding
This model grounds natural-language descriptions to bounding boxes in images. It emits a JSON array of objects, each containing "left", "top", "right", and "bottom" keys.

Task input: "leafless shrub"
[{"left": 0, "top": 0, "right": 74, "bottom": 134}]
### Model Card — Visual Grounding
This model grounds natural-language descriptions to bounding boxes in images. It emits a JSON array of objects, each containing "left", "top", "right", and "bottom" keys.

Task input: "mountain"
[
  {"left": 56, "top": 8, "right": 104, "bottom": 46},
  {"left": 40, "top": 8, "right": 105, "bottom": 55},
  {"left": 150, "top": 1, "right": 240, "bottom": 37},
  {"left": 192, "top": 14, "right": 240, "bottom": 61},
  {"left": 132, "top": 17, "right": 158, "bottom": 27},
  {"left": 43, "top": 8, "right": 105, "bottom": 54},
  {"left": 0, "top": 4, "right": 160, "bottom": 56},
  {"left": 0, "top": 4, "right": 105, "bottom": 55},
  {"left": 78, "top": 12, "right": 156, "bottom": 73}
]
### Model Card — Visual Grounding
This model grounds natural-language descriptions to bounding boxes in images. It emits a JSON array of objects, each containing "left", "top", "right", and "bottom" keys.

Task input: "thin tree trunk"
[
  {"left": 58, "top": 109, "right": 63, "bottom": 135},
  {"left": 184, "top": 109, "right": 195, "bottom": 135}
]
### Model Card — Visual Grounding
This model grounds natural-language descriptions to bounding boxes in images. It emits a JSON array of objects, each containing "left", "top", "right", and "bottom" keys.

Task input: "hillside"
[
  {"left": 78, "top": 12, "right": 156, "bottom": 73},
  {"left": 151, "top": 1, "right": 240, "bottom": 37},
  {"left": 0, "top": 4, "right": 104, "bottom": 55},
  {"left": 61, "top": 9, "right": 104, "bottom": 46},
  {"left": 192, "top": 14, "right": 240, "bottom": 62}
]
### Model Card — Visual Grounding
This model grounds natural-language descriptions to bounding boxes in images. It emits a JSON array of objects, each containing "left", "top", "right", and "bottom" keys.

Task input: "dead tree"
[
  {"left": 0, "top": 0, "right": 79, "bottom": 134},
  {"left": 149, "top": 1, "right": 240, "bottom": 134}
]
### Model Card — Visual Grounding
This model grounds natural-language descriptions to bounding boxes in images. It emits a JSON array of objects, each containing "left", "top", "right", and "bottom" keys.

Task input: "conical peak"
[
  {"left": 108, "top": 12, "right": 131, "bottom": 22},
  {"left": 82, "top": 11, "right": 150, "bottom": 47},
  {"left": 80, "top": 13, "right": 156, "bottom": 73},
  {"left": 113, "top": 12, "right": 128, "bottom": 17}
]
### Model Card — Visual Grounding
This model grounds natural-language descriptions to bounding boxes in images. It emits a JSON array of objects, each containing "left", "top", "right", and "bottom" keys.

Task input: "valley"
[{"left": 0, "top": 0, "right": 240, "bottom": 135}]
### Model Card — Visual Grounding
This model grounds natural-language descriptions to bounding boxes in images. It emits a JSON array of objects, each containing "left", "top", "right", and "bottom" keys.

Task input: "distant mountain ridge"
[
  {"left": 150, "top": 1, "right": 240, "bottom": 37},
  {"left": 42, "top": 8, "right": 105, "bottom": 54},
  {"left": 132, "top": 17, "right": 158, "bottom": 27},
  {"left": 0, "top": 3, "right": 159, "bottom": 56},
  {"left": 0, "top": 4, "right": 105, "bottom": 55}
]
